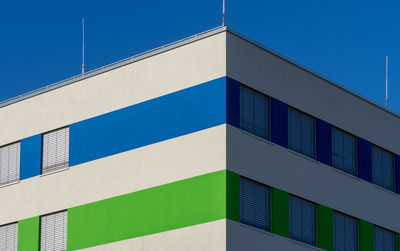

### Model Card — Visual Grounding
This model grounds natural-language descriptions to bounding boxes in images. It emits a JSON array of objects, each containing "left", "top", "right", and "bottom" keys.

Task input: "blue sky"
[{"left": 1, "top": 0, "right": 399, "bottom": 113}]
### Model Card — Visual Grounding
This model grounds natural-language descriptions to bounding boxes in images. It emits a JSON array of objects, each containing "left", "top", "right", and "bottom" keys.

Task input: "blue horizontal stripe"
[{"left": 69, "top": 77, "right": 227, "bottom": 166}]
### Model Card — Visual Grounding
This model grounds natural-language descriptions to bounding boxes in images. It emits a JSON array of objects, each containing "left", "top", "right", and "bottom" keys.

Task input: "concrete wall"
[
  {"left": 226, "top": 32, "right": 400, "bottom": 155},
  {"left": 80, "top": 220, "right": 226, "bottom": 251},
  {"left": 227, "top": 125, "right": 400, "bottom": 233},
  {"left": 0, "top": 31, "right": 226, "bottom": 146},
  {"left": 227, "top": 220, "right": 321, "bottom": 251},
  {"left": 0, "top": 125, "right": 226, "bottom": 225}
]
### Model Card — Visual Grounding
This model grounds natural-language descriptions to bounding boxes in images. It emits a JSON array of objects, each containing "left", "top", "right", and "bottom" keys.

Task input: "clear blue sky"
[{"left": 1, "top": 0, "right": 399, "bottom": 113}]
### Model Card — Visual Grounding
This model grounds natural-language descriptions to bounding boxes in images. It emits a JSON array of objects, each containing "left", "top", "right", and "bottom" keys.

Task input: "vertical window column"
[
  {"left": 288, "top": 108, "right": 316, "bottom": 159},
  {"left": 41, "top": 211, "right": 67, "bottom": 251},
  {"left": 332, "top": 128, "right": 357, "bottom": 175},
  {"left": 239, "top": 85, "right": 271, "bottom": 140},
  {"left": 42, "top": 127, "right": 69, "bottom": 174},
  {"left": 240, "top": 177, "right": 271, "bottom": 231},
  {"left": 0, "top": 222, "right": 18, "bottom": 251},
  {"left": 0, "top": 142, "right": 20, "bottom": 186},
  {"left": 374, "top": 226, "right": 396, "bottom": 251},
  {"left": 333, "top": 212, "right": 358, "bottom": 251},
  {"left": 289, "top": 195, "right": 317, "bottom": 246},
  {"left": 372, "top": 146, "right": 395, "bottom": 191}
]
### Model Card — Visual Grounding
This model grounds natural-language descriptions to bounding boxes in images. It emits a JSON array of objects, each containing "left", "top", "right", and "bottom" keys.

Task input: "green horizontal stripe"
[{"left": 67, "top": 170, "right": 229, "bottom": 250}]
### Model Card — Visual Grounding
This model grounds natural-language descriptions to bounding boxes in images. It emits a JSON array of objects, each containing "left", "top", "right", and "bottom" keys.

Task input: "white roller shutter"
[
  {"left": 0, "top": 222, "right": 18, "bottom": 251},
  {"left": 0, "top": 142, "right": 20, "bottom": 186},
  {"left": 42, "top": 127, "right": 69, "bottom": 174},
  {"left": 41, "top": 211, "right": 67, "bottom": 251}
]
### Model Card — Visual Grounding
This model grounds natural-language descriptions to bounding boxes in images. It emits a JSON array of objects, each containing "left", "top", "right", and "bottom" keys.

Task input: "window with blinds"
[
  {"left": 374, "top": 226, "right": 396, "bottom": 251},
  {"left": 0, "top": 222, "right": 18, "bottom": 251},
  {"left": 239, "top": 85, "right": 271, "bottom": 140},
  {"left": 372, "top": 146, "right": 394, "bottom": 191},
  {"left": 41, "top": 211, "right": 67, "bottom": 251},
  {"left": 42, "top": 127, "right": 69, "bottom": 174},
  {"left": 288, "top": 108, "right": 315, "bottom": 159},
  {"left": 240, "top": 177, "right": 271, "bottom": 231},
  {"left": 289, "top": 195, "right": 316, "bottom": 246},
  {"left": 0, "top": 142, "right": 20, "bottom": 186},
  {"left": 332, "top": 128, "right": 357, "bottom": 175},
  {"left": 333, "top": 212, "right": 358, "bottom": 251}
]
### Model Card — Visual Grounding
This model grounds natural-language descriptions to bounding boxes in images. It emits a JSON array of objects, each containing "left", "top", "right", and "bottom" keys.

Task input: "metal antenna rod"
[
  {"left": 386, "top": 55, "right": 388, "bottom": 109},
  {"left": 222, "top": 0, "right": 226, "bottom": 26},
  {"left": 82, "top": 18, "right": 85, "bottom": 75}
]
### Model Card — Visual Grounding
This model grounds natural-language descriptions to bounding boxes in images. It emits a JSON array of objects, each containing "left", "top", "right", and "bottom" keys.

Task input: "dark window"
[
  {"left": 333, "top": 212, "right": 358, "bottom": 251},
  {"left": 239, "top": 85, "right": 270, "bottom": 140},
  {"left": 332, "top": 128, "right": 357, "bottom": 175},
  {"left": 289, "top": 195, "right": 316, "bottom": 246},
  {"left": 240, "top": 177, "right": 271, "bottom": 231},
  {"left": 374, "top": 226, "right": 396, "bottom": 251},
  {"left": 288, "top": 108, "right": 315, "bottom": 159},
  {"left": 372, "top": 146, "right": 394, "bottom": 191}
]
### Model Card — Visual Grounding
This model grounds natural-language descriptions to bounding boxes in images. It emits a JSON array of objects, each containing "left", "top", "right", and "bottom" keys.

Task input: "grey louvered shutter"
[
  {"left": 0, "top": 142, "right": 20, "bottom": 186},
  {"left": 0, "top": 222, "right": 18, "bottom": 251},
  {"left": 41, "top": 211, "right": 67, "bottom": 251},
  {"left": 240, "top": 85, "right": 271, "bottom": 140},
  {"left": 42, "top": 127, "right": 69, "bottom": 174},
  {"left": 332, "top": 128, "right": 357, "bottom": 175},
  {"left": 374, "top": 226, "right": 396, "bottom": 251},
  {"left": 240, "top": 177, "right": 271, "bottom": 231},
  {"left": 288, "top": 108, "right": 315, "bottom": 159},
  {"left": 333, "top": 212, "right": 358, "bottom": 251},
  {"left": 372, "top": 146, "right": 394, "bottom": 191},
  {"left": 289, "top": 195, "right": 316, "bottom": 246}
]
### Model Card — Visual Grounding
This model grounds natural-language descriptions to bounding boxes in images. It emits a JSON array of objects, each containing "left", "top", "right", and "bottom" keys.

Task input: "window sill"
[
  {"left": 288, "top": 238, "right": 324, "bottom": 251},
  {"left": 239, "top": 223, "right": 274, "bottom": 236},
  {"left": 330, "top": 167, "right": 360, "bottom": 182},
  {"left": 368, "top": 182, "right": 398, "bottom": 197},
  {"left": 0, "top": 180, "right": 20, "bottom": 189},
  {"left": 238, "top": 129, "right": 276, "bottom": 146},
  {"left": 40, "top": 167, "right": 69, "bottom": 177},
  {"left": 238, "top": 223, "right": 324, "bottom": 251},
  {"left": 286, "top": 148, "right": 319, "bottom": 164}
]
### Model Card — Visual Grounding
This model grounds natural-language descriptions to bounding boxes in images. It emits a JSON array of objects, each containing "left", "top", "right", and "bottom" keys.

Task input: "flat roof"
[{"left": 1, "top": 25, "right": 398, "bottom": 120}]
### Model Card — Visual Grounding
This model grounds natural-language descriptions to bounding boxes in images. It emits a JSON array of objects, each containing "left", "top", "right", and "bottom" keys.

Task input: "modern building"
[{"left": 0, "top": 26, "right": 399, "bottom": 251}]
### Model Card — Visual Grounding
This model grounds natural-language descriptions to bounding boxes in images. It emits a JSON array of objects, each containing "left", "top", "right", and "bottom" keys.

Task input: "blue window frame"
[
  {"left": 372, "top": 146, "right": 395, "bottom": 191},
  {"left": 289, "top": 195, "right": 316, "bottom": 246},
  {"left": 239, "top": 85, "right": 271, "bottom": 140},
  {"left": 332, "top": 127, "right": 357, "bottom": 175},
  {"left": 240, "top": 177, "right": 271, "bottom": 231},
  {"left": 288, "top": 107, "right": 315, "bottom": 159},
  {"left": 374, "top": 226, "right": 396, "bottom": 251},
  {"left": 333, "top": 212, "right": 358, "bottom": 251}
]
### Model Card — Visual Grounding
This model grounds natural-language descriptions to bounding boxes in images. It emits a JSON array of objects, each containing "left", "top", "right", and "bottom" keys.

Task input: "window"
[
  {"left": 288, "top": 108, "right": 315, "bottom": 159},
  {"left": 239, "top": 85, "right": 271, "bottom": 140},
  {"left": 42, "top": 127, "right": 69, "bottom": 174},
  {"left": 0, "top": 142, "right": 20, "bottom": 186},
  {"left": 332, "top": 128, "right": 357, "bottom": 175},
  {"left": 41, "top": 211, "right": 67, "bottom": 251},
  {"left": 372, "top": 146, "right": 394, "bottom": 191},
  {"left": 374, "top": 226, "right": 396, "bottom": 251},
  {"left": 289, "top": 195, "right": 316, "bottom": 246},
  {"left": 0, "top": 222, "right": 18, "bottom": 251},
  {"left": 333, "top": 212, "right": 358, "bottom": 251},
  {"left": 240, "top": 177, "right": 271, "bottom": 231}
]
